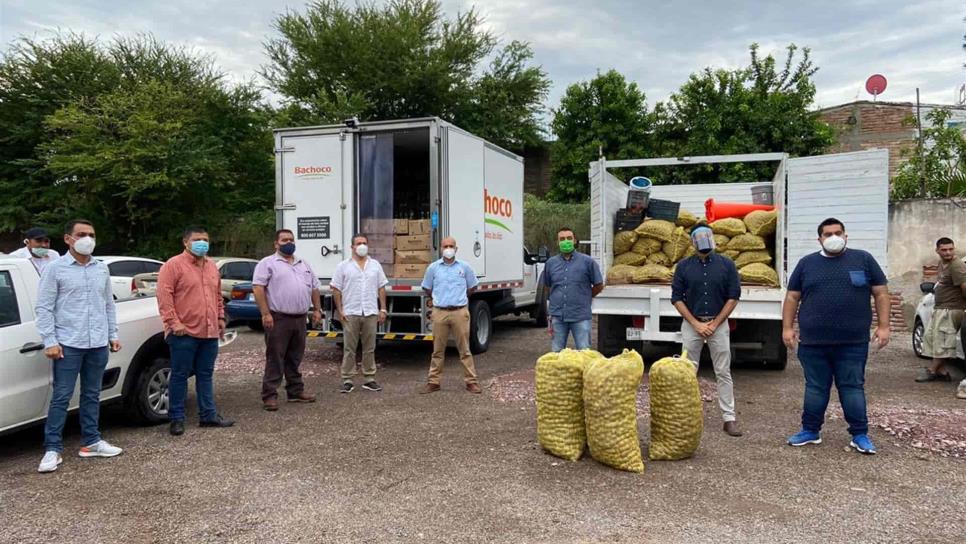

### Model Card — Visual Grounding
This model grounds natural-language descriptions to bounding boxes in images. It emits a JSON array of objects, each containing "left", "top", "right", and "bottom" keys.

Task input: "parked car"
[
  {"left": 913, "top": 275, "right": 965, "bottom": 360},
  {"left": 0, "top": 256, "right": 171, "bottom": 434},
  {"left": 129, "top": 257, "right": 258, "bottom": 301},
  {"left": 96, "top": 256, "right": 164, "bottom": 301},
  {"left": 225, "top": 282, "right": 262, "bottom": 330}
]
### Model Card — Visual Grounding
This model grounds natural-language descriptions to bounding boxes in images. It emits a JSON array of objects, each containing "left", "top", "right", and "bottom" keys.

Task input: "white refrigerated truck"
[
  {"left": 590, "top": 149, "right": 890, "bottom": 368},
  {"left": 273, "top": 118, "right": 547, "bottom": 354}
]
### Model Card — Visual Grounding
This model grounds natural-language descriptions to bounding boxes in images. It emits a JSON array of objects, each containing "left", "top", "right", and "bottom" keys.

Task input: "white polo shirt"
[
  {"left": 9, "top": 247, "right": 60, "bottom": 274},
  {"left": 330, "top": 257, "right": 389, "bottom": 317}
]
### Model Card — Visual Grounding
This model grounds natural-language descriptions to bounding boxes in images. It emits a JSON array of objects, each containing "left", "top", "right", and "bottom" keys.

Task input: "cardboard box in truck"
[
  {"left": 395, "top": 250, "right": 433, "bottom": 264},
  {"left": 361, "top": 218, "right": 394, "bottom": 234},
  {"left": 369, "top": 247, "right": 394, "bottom": 264},
  {"left": 395, "top": 234, "right": 432, "bottom": 251},
  {"left": 393, "top": 219, "right": 409, "bottom": 235},
  {"left": 409, "top": 219, "right": 431, "bottom": 235},
  {"left": 395, "top": 263, "right": 429, "bottom": 279}
]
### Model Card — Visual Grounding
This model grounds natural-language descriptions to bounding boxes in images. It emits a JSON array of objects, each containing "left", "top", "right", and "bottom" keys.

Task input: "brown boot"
[
  {"left": 465, "top": 383, "right": 482, "bottom": 394},
  {"left": 262, "top": 398, "right": 279, "bottom": 412},
  {"left": 723, "top": 421, "right": 743, "bottom": 437},
  {"left": 419, "top": 383, "right": 441, "bottom": 394},
  {"left": 287, "top": 391, "right": 317, "bottom": 403}
]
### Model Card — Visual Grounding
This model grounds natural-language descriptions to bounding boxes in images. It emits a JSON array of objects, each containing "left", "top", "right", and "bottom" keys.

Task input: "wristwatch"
[{"left": 379, "top": 309, "right": 387, "bottom": 314}]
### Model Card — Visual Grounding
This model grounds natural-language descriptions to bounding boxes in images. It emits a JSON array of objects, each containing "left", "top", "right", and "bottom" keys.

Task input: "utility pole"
[{"left": 916, "top": 87, "right": 924, "bottom": 197}]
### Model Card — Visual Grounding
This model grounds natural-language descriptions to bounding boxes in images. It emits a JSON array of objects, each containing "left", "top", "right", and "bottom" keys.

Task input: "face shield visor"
[{"left": 691, "top": 226, "right": 715, "bottom": 254}]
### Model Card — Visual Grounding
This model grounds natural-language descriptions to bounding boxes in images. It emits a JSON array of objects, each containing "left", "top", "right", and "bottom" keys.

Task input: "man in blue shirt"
[
  {"left": 671, "top": 225, "right": 743, "bottom": 437},
  {"left": 541, "top": 227, "right": 604, "bottom": 351},
  {"left": 783, "top": 218, "right": 890, "bottom": 455},
  {"left": 34, "top": 219, "right": 123, "bottom": 473},
  {"left": 420, "top": 237, "right": 481, "bottom": 394}
]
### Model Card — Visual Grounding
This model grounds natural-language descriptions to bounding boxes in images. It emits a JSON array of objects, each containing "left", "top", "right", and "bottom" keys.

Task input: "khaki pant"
[
  {"left": 341, "top": 315, "right": 378, "bottom": 383},
  {"left": 923, "top": 308, "right": 964, "bottom": 359},
  {"left": 681, "top": 321, "right": 736, "bottom": 422},
  {"left": 429, "top": 307, "right": 478, "bottom": 385}
]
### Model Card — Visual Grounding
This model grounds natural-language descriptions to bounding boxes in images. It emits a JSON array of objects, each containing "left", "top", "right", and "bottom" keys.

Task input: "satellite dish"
[{"left": 865, "top": 74, "right": 887, "bottom": 101}]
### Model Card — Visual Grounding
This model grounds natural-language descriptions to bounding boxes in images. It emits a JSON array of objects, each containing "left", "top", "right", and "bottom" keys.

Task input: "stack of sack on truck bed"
[{"left": 608, "top": 208, "right": 779, "bottom": 287}]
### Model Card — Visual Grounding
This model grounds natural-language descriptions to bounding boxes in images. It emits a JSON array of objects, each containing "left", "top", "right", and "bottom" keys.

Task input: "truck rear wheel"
[
  {"left": 469, "top": 300, "right": 492, "bottom": 354},
  {"left": 126, "top": 356, "right": 171, "bottom": 424}
]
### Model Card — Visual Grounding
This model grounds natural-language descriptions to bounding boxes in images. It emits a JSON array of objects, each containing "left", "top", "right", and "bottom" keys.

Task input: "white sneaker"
[
  {"left": 957, "top": 379, "right": 966, "bottom": 400},
  {"left": 38, "top": 451, "right": 62, "bottom": 473},
  {"left": 78, "top": 440, "right": 123, "bottom": 458}
]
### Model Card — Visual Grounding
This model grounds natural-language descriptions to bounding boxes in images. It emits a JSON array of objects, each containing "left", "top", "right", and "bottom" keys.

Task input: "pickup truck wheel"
[
  {"left": 913, "top": 318, "right": 928, "bottom": 359},
  {"left": 127, "top": 356, "right": 171, "bottom": 424},
  {"left": 469, "top": 300, "right": 492, "bottom": 354}
]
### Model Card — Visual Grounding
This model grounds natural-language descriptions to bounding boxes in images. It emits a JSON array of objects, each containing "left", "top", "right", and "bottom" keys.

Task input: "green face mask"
[{"left": 558, "top": 239, "right": 575, "bottom": 253}]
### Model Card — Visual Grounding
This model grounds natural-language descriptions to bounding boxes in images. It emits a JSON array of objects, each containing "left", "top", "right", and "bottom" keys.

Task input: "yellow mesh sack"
[
  {"left": 721, "top": 250, "right": 739, "bottom": 261},
  {"left": 743, "top": 210, "right": 777, "bottom": 237},
  {"left": 714, "top": 234, "right": 731, "bottom": 248},
  {"left": 536, "top": 349, "right": 603, "bottom": 461},
  {"left": 646, "top": 252, "right": 671, "bottom": 267},
  {"left": 584, "top": 349, "right": 645, "bottom": 473},
  {"left": 662, "top": 227, "right": 690, "bottom": 262},
  {"left": 734, "top": 250, "right": 773, "bottom": 269},
  {"left": 676, "top": 210, "right": 699, "bottom": 228},
  {"left": 613, "top": 230, "right": 638, "bottom": 255},
  {"left": 632, "top": 264, "right": 673, "bottom": 283},
  {"left": 648, "top": 351, "right": 703, "bottom": 461},
  {"left": 631, "top": 237, "right": 663, "bottom": 256},
  {"left": 726, "top": 233, "right": 766, "bottom": 251},
  {"left": 613, "top": 252, "right": 647, "bottom": 266},
  {"left": 739, "top": 263, "right": 779, "bottom": 287},
  {"left": 710, "top": 218, "right": 746, "bottom": 237},
  {"left": 606, "top": 264, "right": 638, "bottom": 285},
  {"left": 634, "top": 219, "right": 677, "bottom": 242}
]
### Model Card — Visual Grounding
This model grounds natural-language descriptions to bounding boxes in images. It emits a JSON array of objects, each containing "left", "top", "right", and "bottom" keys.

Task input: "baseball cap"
[{"left": 24, "top": 227, "right": 50, "bottom": 240}]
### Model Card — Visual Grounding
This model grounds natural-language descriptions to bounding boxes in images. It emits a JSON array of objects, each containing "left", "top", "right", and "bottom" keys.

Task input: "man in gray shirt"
[{"left": 34, "top": 219, "right": 123, "bottom": 473}]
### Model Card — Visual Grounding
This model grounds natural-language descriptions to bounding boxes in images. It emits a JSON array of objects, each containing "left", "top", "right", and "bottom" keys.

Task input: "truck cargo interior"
[{"left": 357, "top": 128, "right": 431, "bottom": 228}]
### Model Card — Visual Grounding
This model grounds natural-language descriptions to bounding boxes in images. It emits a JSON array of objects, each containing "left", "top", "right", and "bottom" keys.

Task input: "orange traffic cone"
[{"left": 705, "top": 199, "right": 775, "bottom": 222}]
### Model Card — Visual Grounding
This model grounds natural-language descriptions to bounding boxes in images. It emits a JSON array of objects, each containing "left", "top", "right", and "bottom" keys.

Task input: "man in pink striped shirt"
[{"left": 156, "top": 226, "right": 235, "bottom": 437}]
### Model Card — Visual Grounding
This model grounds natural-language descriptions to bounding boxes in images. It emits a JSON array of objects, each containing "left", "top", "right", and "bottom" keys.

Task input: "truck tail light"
[
  {"left": 130, "top": 278, "right": 137, "bottom": 293},
  {"left": 631, "top": 316, "right": 646, "bottom": 328},
  {"left": 230, "top": 288, "right": 247, "bottom": 300}
]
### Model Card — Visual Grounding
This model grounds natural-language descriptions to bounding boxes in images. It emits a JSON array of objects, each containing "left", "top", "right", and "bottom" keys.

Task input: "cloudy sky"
[{"left": 3, "top": 0, "right": 964, "bottom": 113}]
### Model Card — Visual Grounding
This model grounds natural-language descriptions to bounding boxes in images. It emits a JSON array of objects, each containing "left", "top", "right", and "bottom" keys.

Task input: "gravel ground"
[{"left": 0, "top": 318, "right": 964, "bottom": 544}]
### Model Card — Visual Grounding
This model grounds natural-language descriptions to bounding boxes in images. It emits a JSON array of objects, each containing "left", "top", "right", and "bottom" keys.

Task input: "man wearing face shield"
[
  {"left": 10, "top": 227, "right": 60, "bottom": 274},
  {"left": 783, "top": 218, "right": 890, "bottom": 455},
  {"left": 330, "top": 234, "right": 388, "bottom": 394},
  {"left": 156, "top": 226, "right": 235, "bottom": 436},
  {"left": 252, "top": 229, "right": 323, "bottom": 410},
  {"left": 671, "top": 225, "right": 743, "bottom": 437}
]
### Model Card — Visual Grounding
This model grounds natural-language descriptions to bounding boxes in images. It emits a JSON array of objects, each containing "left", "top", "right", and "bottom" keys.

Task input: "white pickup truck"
[{"left": 0, "top": 257, "right": 171, "bottom": 435}]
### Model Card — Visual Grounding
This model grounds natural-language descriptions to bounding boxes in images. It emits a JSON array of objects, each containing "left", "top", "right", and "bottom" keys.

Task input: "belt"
[
  {"left": 695, "top": 316, "right": 716, "bottom": 322},
  {"left": 271, "top": 311, "right": 308, "bottom": 319},
  {"left": 435, "top": 305, "right": 466, "bottom": 311}
]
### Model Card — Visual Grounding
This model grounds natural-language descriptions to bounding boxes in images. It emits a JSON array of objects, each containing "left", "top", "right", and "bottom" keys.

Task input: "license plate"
[
  {"left": 247, "top": 293, "right": 255, "bottom": 301},
  {"left": 626, "top": 327, "right": 645, "bottom": 341}
]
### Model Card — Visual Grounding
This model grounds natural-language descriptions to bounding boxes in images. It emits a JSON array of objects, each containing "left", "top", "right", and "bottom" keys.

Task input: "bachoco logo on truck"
[
  {"left": 293, "top": 165, "right": 333, "bottom": 180},
  {"left": 484, "top": 188, "right": 513, "bottom": 240}
]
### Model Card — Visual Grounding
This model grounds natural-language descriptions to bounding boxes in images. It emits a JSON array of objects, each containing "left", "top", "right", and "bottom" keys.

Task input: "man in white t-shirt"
[
  {"left": 330, "top": 234, "right": 389, "bottom": 393},
  {"left": 9, "top": 227, "right": 60, "bottom": 274}
]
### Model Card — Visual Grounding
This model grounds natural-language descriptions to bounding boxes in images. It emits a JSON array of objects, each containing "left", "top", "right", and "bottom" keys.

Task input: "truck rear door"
[
  {"left": 786, "top": 149, "right": 889, "bottom": 275},
  {"left": 442, "top": 127, "right": 486, "bottom": 275},
  {"left": 276, "top": 132, "right": 354, "bottom": 279}
]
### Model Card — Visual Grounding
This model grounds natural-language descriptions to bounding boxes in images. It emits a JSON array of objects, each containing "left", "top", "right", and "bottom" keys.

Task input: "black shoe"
[
  {"left": 169, "top": 420, "right": 185, "bottom": 436},
  {"left": 340, "top": 382, "right": 355, "bottom": 394},
  {"left": 199, "top": 415, "right": 235, "bottom": 428},
  {"left": 362, "top": 381, "right": 382, "bottom": 392}
]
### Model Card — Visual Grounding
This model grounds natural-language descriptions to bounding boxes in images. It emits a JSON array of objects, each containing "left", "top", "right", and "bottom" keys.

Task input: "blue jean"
[
  {"left": 798, "top": 343, "right": 869, "bottom": 436},
  {"left": 551, "top": 319, "right": 592, "bottom": 352},
  {"left": 44, "top": 346, "right": 109, "bottom": 453},
  {"left": 166, "top": 335, "right": 219, "bottom": 423}
]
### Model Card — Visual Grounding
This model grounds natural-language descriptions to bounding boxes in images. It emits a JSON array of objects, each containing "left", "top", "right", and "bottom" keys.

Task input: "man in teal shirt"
[{"left": 419, "top": 237, "right": 480, "bottom": 394}]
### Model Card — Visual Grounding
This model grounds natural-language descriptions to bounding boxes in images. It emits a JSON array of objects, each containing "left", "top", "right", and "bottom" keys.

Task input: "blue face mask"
[
  {"left": 279, "top": 243, "right": 296, "bottom": 256},
  {"left": 190, "top": 240, "right": 209, "bottom": 257}
]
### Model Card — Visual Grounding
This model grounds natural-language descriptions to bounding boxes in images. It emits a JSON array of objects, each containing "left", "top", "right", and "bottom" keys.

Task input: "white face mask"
[
  {"left": 29, "top": 246, "right": 49, "bottom": 258},
  {"left": 355, "top": 244, "right": 368, "bottom": 257},
  {"left": 442, "top": 248, "right": 456, "bottom": 260},
  {"left": 72, "top": 236, "right": 96, "bottom": 256},
  {"left": 822, "top": 235, "right": 846, "bottom": 254}
]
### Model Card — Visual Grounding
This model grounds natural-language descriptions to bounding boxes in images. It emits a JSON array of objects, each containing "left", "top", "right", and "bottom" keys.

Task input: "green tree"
[
  {"left": 263, "top": 0, "right": 549, "bottom": 149},
  {"left": 547, "top": 70, "right": 652, "bottom": 202},
  {"left": 653, "top": 43, "right": 834, "bottom": 183},
  {"left": 1, "top": 34, "right": 273, "bottom": 257},
  {"left": 892, "top": 108, "right": 966, "bottom": 199}
]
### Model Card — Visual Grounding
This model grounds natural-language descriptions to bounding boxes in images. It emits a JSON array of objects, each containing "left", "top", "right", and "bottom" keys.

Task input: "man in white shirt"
[
  {"left": 10, "top": 227, "right": 60, "bottom": 274},
  {"left": 330, "top": 234, "right": 389, "bottom": 393}
]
